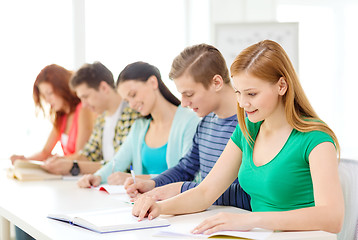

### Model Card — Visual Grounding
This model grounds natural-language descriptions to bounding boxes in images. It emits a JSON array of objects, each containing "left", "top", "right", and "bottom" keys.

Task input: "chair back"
[{"left": 337, "top": 158, "right": 358, "bottom": 240}]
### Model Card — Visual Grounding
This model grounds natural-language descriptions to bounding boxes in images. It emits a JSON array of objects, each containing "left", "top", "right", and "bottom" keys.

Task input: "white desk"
[{"left": 0, "top": 160, "right": 337, "bottom": 240}]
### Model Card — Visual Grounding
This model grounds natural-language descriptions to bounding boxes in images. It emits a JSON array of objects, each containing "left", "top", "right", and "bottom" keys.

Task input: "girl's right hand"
[
  {"left": 124, "top": 178, "right": 156, "bottom": 198},
  {"left": 132, "top": 195, "right": 161, "bottom": 221},
  {"left": 77, "top": 174, "right": 101, "bottom": 188},
  {"left": 107, "top": 172, "right": 131, "bottom": 185}
]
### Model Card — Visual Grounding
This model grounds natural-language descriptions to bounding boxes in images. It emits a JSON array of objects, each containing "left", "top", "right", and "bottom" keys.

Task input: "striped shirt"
[{"left": 153, "top": 113, "right": 251, "bottom": 210}]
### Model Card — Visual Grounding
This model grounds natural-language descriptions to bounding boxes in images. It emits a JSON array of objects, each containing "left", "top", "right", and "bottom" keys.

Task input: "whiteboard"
[{"left": 214, "top": 22, "right": 299, "bottom": 72}]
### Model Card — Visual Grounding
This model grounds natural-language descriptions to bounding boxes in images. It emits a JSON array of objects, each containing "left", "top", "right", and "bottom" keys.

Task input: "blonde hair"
[{"left": 230, "top": 40, "right": 340, "bottom": 157}]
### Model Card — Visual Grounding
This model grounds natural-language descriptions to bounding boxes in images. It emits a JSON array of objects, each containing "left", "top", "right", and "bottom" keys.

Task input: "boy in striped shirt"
[{"left": 125, "top": 44, "right": 251, "bottom": 210}]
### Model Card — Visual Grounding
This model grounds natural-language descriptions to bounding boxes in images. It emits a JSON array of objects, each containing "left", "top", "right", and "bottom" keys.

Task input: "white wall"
[
  {"left": 209, "top": 0, "right": 358, "bottom": 160},
  {"left": 0, "top": 0, "right": 357, "bottom": 160}
]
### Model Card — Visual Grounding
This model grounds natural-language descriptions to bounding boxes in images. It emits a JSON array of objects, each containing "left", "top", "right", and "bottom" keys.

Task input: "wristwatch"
[{"left": 70, "top": 160, "right": 80, "bottom": 176}]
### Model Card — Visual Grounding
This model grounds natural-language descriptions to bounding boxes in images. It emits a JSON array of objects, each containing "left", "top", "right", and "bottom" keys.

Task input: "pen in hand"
[{"left": 130, "top": 165, "right": 136, "bottom": 183}]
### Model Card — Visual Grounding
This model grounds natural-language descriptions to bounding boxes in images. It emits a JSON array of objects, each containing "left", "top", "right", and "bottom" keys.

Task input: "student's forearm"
[
  {"left": 158, "top": 185, "right": 216, "bottom": 215},
  {"left": 137, "top": 175, "right": 151, "bottom": 180},
  {"left": 28, "top": 151, "right": 51, "bottom": 161},
  {"left": 248, "top": 206, "right": 344, "bottom": 233},
  {"left": 78, "top": 161, "right": 102, "bottom": 174},
  {"left": 159, "top": 140, "right": 242, "bottom": 216},
  {"left": 65, "top": 154, "right": 87, "bottom": 161}
]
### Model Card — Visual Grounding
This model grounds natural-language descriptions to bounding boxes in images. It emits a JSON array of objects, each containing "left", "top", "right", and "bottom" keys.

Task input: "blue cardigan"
[{"left": 95, "top": 105, "right": 200, "bottom": 183}]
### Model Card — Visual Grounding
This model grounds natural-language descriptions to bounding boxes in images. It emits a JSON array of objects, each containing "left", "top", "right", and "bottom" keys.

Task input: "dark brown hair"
[
  {"left": 117, "top": 61, "right": 180, "bottom": 119},
  {"left": 70, "top": 61, "right": 115, "bottom": 90}
]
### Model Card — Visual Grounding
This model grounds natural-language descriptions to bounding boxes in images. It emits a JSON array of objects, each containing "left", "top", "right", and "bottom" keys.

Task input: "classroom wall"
[
  {"left": 210, "top": 0, "right": 276, "bottom": 46},
  {"left": 210, "top": 0, "right": 276, "bottom": 27},
  {"left": 209, "top": 0, "right": 358, "bottom": 160},
  {"left": 1, "top": 0, "right": 357, "bottom": 160}
]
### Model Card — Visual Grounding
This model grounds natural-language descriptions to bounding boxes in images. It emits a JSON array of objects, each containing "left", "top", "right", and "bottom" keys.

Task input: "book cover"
[
  {"left": 47, "top": 208, "right": 170, "bottom": 233},
  {"left": 7, "top": 159, "right": 62, "bottom": 181}
]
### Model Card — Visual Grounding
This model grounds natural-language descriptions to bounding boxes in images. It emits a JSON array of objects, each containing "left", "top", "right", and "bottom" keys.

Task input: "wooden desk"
[{"left": 0, "top": 160, "right": 337, "bottom": 240}]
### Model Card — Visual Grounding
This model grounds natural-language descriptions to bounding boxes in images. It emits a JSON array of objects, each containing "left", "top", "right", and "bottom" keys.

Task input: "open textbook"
[
  {"left": 93, "top": 184, "right": 126, "bottom": 194},
  {"left": 154, "top": 227, "right": 273, "bottom": 239},
  {"left": 47, "top": 208, "right": 170, "bottom": 233},
  {"left": 92, "top": 184, "right": 133, "bottom": 204},
  {"left": 7, "top": 159, "right": 62, "bottom": 181}
]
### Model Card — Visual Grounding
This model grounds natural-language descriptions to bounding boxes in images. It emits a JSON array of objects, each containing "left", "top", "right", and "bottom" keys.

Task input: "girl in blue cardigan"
[{"left": 78, "top": 61, "right": 199, "bottom": 187}]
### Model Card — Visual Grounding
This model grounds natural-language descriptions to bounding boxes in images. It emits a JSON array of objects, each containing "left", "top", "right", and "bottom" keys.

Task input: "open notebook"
[
  {"left": 7, "top": 159, "right": 62, "bottom": 181},
  {"left": 92, "top": 184, "right": 133, "bottom": 204},
  {"left": 92, "top": 184, "right": 126, "bottom": 194},
  {"left": 47, "top": 208, "right": 170, "bottom": 233}
]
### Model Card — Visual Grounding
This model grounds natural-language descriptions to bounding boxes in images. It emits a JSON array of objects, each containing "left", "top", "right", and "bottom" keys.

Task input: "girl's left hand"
[
  {"left": 107, "top": 172, "right": 131, "bottom": 185},
  {"left": 192, "top": 212, "right": 252, "bottom": 235},
  {"left": 42, "top": 156, "right": 71, "bottom": 175}
]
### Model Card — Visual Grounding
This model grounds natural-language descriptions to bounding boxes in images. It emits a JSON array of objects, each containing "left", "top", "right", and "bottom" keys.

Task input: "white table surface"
[{"left": 0, "top": 159, "right": 337, "bottom": 240}]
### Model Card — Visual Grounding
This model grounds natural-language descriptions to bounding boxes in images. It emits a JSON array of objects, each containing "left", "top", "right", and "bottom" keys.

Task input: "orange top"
[{"left": 59, "top": 103, "right": 82, "bottom": 155}]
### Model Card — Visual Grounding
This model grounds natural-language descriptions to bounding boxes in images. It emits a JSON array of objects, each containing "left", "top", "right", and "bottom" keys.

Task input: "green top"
[{"left": 231, "top": 119, "right": 334, "bottom": 212}]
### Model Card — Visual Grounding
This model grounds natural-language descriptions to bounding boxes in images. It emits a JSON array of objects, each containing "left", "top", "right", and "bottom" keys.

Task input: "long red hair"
[{"left": 33, "top": 64, "right": 80, "bottom": 131}]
